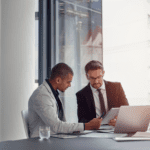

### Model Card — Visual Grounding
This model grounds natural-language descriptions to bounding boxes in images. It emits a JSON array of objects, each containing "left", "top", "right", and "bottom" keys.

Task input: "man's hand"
[
  {"left": 85, "top": 117, "right": 102, "bottom": 130},
  {"left": 109, "top": 116, "right": 117, "bottom": 126}
]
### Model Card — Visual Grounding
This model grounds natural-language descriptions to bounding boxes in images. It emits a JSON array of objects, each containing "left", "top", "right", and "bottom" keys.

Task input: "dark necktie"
[
  {"left": 97, "top": 89, "right": 106, "bottom": 116},
  {"left": 56, "top": 97, "right": 63, "bottom": 120}
]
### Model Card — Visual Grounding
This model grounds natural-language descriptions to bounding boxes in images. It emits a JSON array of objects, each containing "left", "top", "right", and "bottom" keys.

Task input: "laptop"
[{"left": 114, "top": 105, "right": 150, "bottom": 133}]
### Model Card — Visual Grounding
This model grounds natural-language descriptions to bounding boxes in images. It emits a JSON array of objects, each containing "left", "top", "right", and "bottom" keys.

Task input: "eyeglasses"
[{"left": 88, "top": 75, "right": 103, "bottom": 81}]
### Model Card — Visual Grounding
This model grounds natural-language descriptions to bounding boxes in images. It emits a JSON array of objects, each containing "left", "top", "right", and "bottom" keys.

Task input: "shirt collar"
[
  {"left": 45, "top": 79, "right": 59, "bottom": 97},
  {"left": 90, "top": 80, "right": 105, "bottom": 93}
]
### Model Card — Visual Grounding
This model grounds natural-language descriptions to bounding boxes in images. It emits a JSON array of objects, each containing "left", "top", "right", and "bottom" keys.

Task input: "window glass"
[{"left": 57, "top": 0, "right": 102, "bottom": 122}]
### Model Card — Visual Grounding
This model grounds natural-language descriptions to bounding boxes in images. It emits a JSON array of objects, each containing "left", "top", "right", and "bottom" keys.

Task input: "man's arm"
[
  {"left": 33, "top": 93, "right": 102, "bottom": 134},
  {"left": 33, "top": 94, "right": 84, "bottom": 134}
]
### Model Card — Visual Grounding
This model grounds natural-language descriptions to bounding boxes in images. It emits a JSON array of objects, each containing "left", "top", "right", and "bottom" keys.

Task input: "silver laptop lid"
[{"left": 114, "top": 105, "right": 150, "bottom": 133}]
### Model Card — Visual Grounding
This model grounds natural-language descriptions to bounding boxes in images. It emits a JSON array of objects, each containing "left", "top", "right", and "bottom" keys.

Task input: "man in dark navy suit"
[{"left": 76, "top": 60, "right": 129, "bottom": 126}]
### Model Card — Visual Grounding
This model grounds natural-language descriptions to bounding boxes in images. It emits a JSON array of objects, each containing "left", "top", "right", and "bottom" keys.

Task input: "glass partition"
[{"left": 55, "top": 0, "right": 102, "bottom": 122}]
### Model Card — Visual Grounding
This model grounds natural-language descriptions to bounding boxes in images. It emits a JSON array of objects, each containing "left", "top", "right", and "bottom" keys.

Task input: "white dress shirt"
[{"left": 90, "top": 80, "right": 108, "bottom": 118}]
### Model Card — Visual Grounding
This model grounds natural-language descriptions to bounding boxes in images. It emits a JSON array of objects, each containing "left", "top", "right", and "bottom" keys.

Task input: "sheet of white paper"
[
  {"left": 51, "top": 134, "right": 78, "bottom": 139},
  {"left": 99, "top": 125, "right": 114, "bottom": 130},
  {"left": 63, "top": 130, "right": 93, "bottom": 135},
  {"left": 51, "top": 130, "right": 93, "bottom": 138},
  {"left": 80, "top": 132, "right": 127, "bottom": 138},
  {"left": 97, "top": 129, "right": 114, "bottom": 133}
]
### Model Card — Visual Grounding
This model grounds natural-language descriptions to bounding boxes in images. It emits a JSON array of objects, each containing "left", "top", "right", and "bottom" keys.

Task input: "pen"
[{"left": 100, "top": 112, "right": 105, "bottom": 119}]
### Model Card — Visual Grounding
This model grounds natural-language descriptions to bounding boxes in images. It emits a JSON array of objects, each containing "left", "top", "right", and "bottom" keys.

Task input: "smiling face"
[
  {"left": 57, "top": 73, "right": 73, "bottom": 92},
  {"left": 86, "top": 69, "right": 105, "bottom": 89}
]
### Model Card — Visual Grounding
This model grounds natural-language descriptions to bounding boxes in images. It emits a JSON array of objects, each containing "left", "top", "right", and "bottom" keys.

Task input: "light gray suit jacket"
[{"left": 28, "top": 80, "right": 84, "bottom": 138}]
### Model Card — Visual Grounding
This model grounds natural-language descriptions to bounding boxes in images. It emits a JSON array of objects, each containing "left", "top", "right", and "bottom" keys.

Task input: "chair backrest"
[{"left": 21, "top": 110, "right": 30, "bottom": 138}]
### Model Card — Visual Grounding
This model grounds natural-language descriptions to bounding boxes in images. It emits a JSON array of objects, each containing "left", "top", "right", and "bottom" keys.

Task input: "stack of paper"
[
  {"left": 51, "top": 130, "right": 93, "bottom": 139},
  {"left": 51, "top": 134, "right": 78, "bottom": 139}
]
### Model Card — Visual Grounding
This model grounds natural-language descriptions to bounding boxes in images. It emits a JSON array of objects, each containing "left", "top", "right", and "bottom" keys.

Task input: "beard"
[{"left": 93, "top": 83, "right": 101, "bottom": 89}]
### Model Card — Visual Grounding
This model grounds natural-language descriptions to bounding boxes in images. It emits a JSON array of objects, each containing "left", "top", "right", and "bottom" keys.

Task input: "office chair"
[{"left": 21, "top": 110, "right": 30, "bottom": 138}]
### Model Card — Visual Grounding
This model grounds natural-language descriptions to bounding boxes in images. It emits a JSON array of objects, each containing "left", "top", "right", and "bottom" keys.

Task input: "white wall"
[
  {"left": 1, "top": 0, "right": 35, "bottom": 141},
  {"left": 103, "top": 0, "right": 150, "bottom": 105}
]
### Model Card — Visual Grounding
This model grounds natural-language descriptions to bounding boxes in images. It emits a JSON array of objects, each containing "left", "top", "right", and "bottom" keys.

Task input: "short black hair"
[
  {"left": 85, "top": 60, "right": 104, "bottom": 74},
  {"left": 50, "top": 63, "right": 74, "bottom": 80}
]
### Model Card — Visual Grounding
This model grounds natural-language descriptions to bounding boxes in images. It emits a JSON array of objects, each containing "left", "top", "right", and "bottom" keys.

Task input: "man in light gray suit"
[{"left": 28, "top": 63, "right": 102, "bottom": 138}]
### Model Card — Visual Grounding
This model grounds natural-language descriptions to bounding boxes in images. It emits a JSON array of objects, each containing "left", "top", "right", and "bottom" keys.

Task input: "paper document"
[
  {"left": 64, "top": 130, "right": 93, "bottom": 135},
  {"left": 98, "top": 125, "right": 115, "bottom": 133},
  {"left": 99, "top": 125, "right": 114, "bottom": 130},
  {"left": 101, "top": 108, "right": 119, "bottom": 125},
  {"left": 97, "top": 129, "right": 114, "bottom": 133},
  {"left": 51, "top": 134, "right": 78, "bottom": 139},
  {"left": 51, "top": 130, "right": 93, "bottom": 138},
  {"left": 80, "top": 132, "right": 127, "bottom": 138}
]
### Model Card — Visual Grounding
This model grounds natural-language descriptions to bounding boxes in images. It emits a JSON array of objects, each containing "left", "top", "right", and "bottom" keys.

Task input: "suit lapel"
[
  {"left": 85, "top": 83, "right": 96, "bottom": 117},
  {"left": 43, "top": 81, "right": 65, "bottom": 120},
  {"left": 105, "top": 80, "right": 113, "bottom": 110},
  {"left": 43, "top": 81, "right": 55, "bottom": 100}
]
